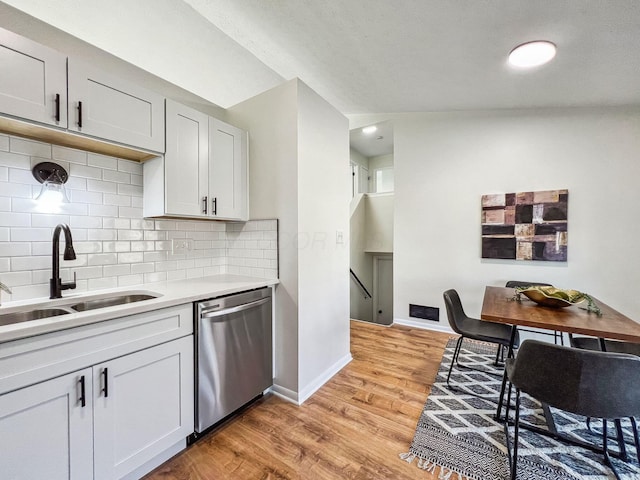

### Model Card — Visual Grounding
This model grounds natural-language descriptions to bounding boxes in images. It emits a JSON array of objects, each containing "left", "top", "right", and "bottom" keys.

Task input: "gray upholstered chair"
[
  {"left": 443, "top": 289, "right": 518, "bottom": 390},
  {"left": 504, "top": 281, "right": 564, "bottom": 345},
  {"left": 571, "top": 337, "right": 640, "bottom": 356},
  {"left": 504, "top": 339, "right": 640, "bottom": 480}
]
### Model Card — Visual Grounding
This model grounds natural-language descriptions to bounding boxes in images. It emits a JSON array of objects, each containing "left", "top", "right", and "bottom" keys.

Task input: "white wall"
[
  {"left": 369, "top": 153, "right": 394, "bottom": 192},
  {"left": 229, "top": 79, "right": 351, "bottom": 402},
  {"left": 350, "top": 107, "right": 640, "bottom": 326},
  {"left": 228, "top": 80, "right": 300, "bottom": 394},
  {"left": 297, "top": 81, "right": 350, "bottom": 396},
  {"left": 365, "top": 193, "right": 394, "bottom": 253},
  {"left": 0, "top": 0, "right": 283, "bottom": 110}
]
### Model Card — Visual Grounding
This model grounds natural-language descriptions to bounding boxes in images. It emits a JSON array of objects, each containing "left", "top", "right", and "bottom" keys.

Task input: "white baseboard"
[
  {"left": 269, "top": 384, "right": 299, "bottom": 404},
  {"left": 393, "top": 317, "right": 456, "bottom": 334},
  {"left": 270, "top": 353, "right": 353, "bottom": 405},
  {"left": 298, "top": 353, "right": 352, "bottom": 404}
]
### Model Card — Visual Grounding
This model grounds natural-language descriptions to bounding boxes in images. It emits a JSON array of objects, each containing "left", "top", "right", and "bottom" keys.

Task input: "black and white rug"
[{"left": 400, "top": 338, "right": 640, "bottom": 479}]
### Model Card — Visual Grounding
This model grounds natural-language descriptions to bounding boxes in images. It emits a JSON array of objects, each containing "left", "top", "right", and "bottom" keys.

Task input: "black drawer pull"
[
  {"left": 77, "top": 101, "right": 83, "bottom": 128},
  {"left": 78, "top": 375, "right": 86, "bottom": 407},
  {"left": 101, "top": 367, "right": 109, "bottom": 397},
  {"left": 55, "top": 93, "right": 60, "bottom": 122}
]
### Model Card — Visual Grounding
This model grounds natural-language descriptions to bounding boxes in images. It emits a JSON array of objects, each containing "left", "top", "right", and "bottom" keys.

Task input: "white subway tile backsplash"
[
  {"left": 31, "top": 214, "right": 71, "bottom": 227},
  {"left": 88, "top": 253, "right": 118, "bottom": 266},
  {"left": 118, "top": 206, "right": 142, "bottom": 218},
  {"left": 9, "top": 168, "right": 38, "bottom": 185},
  {"left": 70, "top": 216, "right": 102, "bottom": 229},
  {"left": 88, "top": 153, "right": 118, "bottom": 170},
  {"left": 70, "top": 164, "right": 102, "bottom": 179},
  {"left": 10, "top": 227, "right": 52, "bottom": 242},
  {"left": 0, "top": 242, "right": 31, "bottom": 256},
  {"left": 52, "top": 145, "right": 88, "bottom": 165},
  {"left": 11, "top": 256, "right": 50, "bottom": 271},
  {"left": 0, "top": 182, "right": 33, "bottom": 198},
  {"left": 71, "top": 190, "right": 104, "bottom": 204},
  {"left": 9, "top": 137, "right": 51, "bottom": 157},
  {"left": 88, "top": 277, "right": 118, "bottom": 290},
  {"left": 117, "top": 159, "right": 142, "bottom": 174},
  {"left": 104, "top": 193, "right": 131, "bottom": 206},
  {"left": 89, "top": 204, "right": 118, "bottom": 217},
  {"left": 0, "top": 135, "right": 278, "bottom": 300},
  {"left": 87, "top": 179, "right": 117, "bottom": 194},
  {"left": 0, "top": 150, "right": 32, "bottom": 169},
  {"left": 118, "top": 184, "right": 142, "bottom": 196},
  {"left": 103, "top": 169, "right": 130, "bottom": 184}
]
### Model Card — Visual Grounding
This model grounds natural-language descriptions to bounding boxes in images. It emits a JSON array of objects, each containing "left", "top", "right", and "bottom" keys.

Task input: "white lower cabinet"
[
  {"left": 0, "top": 334, "right": 193, "bottom": 480},
  {"left": 93, "top": 337, "right": 193, "bottom": 480},
  {"left": 0, "top": 368, "right": 94, "bottom": 480}
]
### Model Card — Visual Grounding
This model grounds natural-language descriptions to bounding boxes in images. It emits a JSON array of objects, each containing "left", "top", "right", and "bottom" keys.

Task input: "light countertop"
[{"left": 0, "top": 274, "right": 278, "bottom": 344}]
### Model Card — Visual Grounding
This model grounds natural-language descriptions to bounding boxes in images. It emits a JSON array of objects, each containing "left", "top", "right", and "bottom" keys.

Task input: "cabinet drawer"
[{"left": 0, "top": 304, "right": 193, "bottom": 395}]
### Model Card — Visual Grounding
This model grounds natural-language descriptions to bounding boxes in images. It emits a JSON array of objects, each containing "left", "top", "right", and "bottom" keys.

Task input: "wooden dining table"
[{"left": 481, "top": 285, "right": 640, "bottom": 460}]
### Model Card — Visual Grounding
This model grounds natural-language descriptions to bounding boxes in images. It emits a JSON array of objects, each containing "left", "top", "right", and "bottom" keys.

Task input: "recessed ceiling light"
[
  {"left": 508, "top": 41, "right": 556, "bottom": 68},
  {"left": 362, "top": 125, "right": 377, "bottom": 134}
]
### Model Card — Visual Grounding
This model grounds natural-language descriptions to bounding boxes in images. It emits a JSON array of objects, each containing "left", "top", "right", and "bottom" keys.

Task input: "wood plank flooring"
[{"left": 143, "top": 320, "right": 452, "bottom": 480}]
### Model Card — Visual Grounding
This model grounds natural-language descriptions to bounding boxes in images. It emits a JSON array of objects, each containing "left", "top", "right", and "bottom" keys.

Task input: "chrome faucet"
[
  {"left": 50, "top": 224, "right": 77, "bottom": 299},
  {"left": 0, "top": 280, "right": 11, "bottom": 306}
]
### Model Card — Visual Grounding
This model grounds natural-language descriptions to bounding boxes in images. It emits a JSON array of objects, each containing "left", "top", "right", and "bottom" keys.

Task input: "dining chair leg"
[
  {"left": 602, "top": 419, "right": 623, "bottom": 480},
  {"left": 494, "top": 345, "right": 501, "bottom": 366},
  {"left": 630, "top": 416, "right": 640, "bottom": 464},
  {"left": 495, "top": 326, "right": 518, "bottom": 420},
  {"left": 446, "top": 337, "right": 463, "bottom": 389},
  {"left": 614, "top": 418, "right": 628, "bottom": 461},
  {"left": 510, "top": 389, "right": 521, "bottom": 480}
]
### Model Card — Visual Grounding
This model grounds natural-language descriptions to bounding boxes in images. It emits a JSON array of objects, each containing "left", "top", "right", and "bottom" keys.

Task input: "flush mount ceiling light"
[
  {"left": 32, "top": 161, "right": 70, "bottom": 206},
  {"left": 362, "top": 125, "right": 377, "bottom": 135},
  {"left": 509, "top": 41, "right": 556, "bottom": 68}
]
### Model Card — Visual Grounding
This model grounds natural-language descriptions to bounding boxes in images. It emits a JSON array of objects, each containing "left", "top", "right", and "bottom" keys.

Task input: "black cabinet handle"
[
  {"left": 202, "top": 196, "right": 208, "bottom": 214},
  {"left": 212, "top": 197, "right": 217, "bottom": 215},
  {"left": 101, "top": 367, "right": 109, "bottom": 397},
  {"left": 78, "top": 375, "right": 86, "bottom": 407},
  {"left": 54, "top": 94, "right": 60, "bottom": 122},
  {"left": 77, "top": 101, "right": 83, "bottom": 128}
]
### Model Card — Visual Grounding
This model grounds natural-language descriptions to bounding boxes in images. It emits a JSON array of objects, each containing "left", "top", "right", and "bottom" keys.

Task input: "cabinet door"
[
  {"left": 209, "top": 118, "right": 248, "bottom": 220},
  {"left": 0, "top": 368, "right": 93, "bottom": 480},
  {"left": 0, "top": 26, "right": 67, "bottom": 128},
  {"left": 165, "top": 99, "right": 209, "bottom": 217},
  {"left": 67, "top": 59, "right": 164, "bottom": 152},
  {"left": 93, "top": 337, "right": 193, "bottom": 480}
]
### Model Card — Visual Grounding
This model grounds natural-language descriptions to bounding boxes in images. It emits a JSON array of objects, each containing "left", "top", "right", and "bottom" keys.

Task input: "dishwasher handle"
[{"left": 200, "top": 297, "right": 270, "bottom": 320}]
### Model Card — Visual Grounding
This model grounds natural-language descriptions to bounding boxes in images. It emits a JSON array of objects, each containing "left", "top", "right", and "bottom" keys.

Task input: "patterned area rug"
[{"left": 401, "top": 338, "right": 640, "bottom": 479}]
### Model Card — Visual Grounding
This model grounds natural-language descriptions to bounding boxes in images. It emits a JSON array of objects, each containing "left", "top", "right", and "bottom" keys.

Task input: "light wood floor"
[{"left": 143, "top": 320, "right": 452, "bottom": 480}]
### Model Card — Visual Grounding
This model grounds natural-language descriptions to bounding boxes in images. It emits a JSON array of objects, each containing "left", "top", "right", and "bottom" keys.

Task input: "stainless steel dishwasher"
[{"left": 195, "top": 287, "right": 272, "bottom": 433}]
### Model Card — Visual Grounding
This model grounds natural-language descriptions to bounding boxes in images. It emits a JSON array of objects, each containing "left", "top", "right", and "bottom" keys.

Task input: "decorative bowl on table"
[{"left": 518, "top": 286, "right": 586, "bottom": 308}]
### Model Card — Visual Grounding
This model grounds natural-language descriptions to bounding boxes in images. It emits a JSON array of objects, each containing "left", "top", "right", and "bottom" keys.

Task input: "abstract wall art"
[{"left": 481, "top": 189, "right": 568, "bottom": 262}]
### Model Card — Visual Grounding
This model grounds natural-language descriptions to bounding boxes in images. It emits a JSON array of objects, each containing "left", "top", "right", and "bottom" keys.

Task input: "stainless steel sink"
[
  {"left": 0, "top": 290, "right": 161, "bottom": 328},
  {"left": 69, "top": 294, "right": 158, "bottom": 312},
  {"left": 0, "top": 308, "right": 72, "bottom": 327}
]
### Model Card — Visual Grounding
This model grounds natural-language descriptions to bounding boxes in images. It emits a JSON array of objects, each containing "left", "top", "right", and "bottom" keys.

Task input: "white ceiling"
[{"left": 183, "top": 0, "right": 640, "bottom": 115}]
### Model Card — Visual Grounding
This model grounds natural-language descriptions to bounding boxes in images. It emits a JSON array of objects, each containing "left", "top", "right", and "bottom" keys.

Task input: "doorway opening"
[{"left": 349, "top": 121, "right": 394, "bottom": 325}]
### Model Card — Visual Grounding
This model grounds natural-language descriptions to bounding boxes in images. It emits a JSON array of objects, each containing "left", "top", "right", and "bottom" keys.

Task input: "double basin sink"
[{"left": 0, "top": 292, "right": 160, "bottom": 327}]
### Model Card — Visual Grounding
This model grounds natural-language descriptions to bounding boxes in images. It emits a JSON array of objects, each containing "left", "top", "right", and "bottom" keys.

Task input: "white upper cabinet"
[
  {"left": 144, "top": 100, "right": 248, "bottom": 221},
  {"left": 0, "top": 26, "right": 67, "bottom": 128},
  {"left": 209, "top": 118, "right": 248, "bottom": 220},
  {"left": 163, "top": 99, "right": 209, "bottom": 217},
  {"left": 68, "top": 59, "right": 165, "bottom": 152}
]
